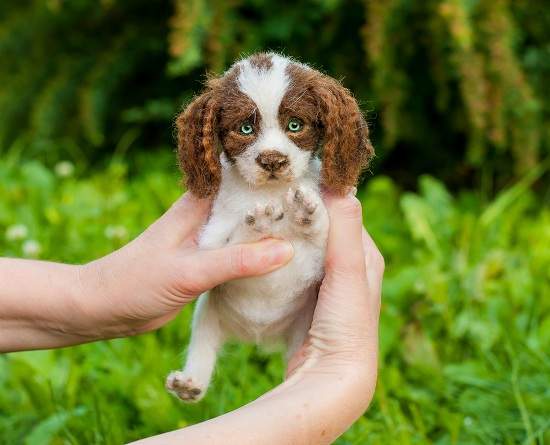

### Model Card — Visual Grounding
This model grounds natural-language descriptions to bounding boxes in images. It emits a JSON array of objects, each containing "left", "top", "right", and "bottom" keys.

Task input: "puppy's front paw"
[
  {"left": 166, "top": 371, "right": 206, "bottom": 403},
  {"left": 285, "top": 187, "right": 319, "bottom": 226},
  {"left": 245, "top": 202, "right": 284, "bottom": 233}
]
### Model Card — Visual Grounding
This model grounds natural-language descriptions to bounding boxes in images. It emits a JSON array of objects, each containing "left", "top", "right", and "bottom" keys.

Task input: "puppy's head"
[{"left": 177, "top": 52, "right": 374, "bottom": 198}]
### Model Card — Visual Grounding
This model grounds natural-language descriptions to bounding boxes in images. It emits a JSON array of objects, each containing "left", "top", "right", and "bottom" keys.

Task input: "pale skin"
[{"left": 0, "top": 192, "right": 384, "bottom": 445}]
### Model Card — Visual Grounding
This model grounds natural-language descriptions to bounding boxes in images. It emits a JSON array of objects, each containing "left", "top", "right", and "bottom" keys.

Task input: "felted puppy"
[{"left": 166, "top": 52, "right": 374, "bottom": 402}]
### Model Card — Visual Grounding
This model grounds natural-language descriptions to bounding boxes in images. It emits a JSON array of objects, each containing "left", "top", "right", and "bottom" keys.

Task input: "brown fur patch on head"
[
  {"left": 279, "top": 65, "right": 322, "bottom": 152},
  {"left": 284, "top": 64, "right": 374, "bottom": 194},
  {"left": 177, "top": 64, "right": 259, "bottom": 196},
  {"left": 249, "top": 52, "right": 273, "bottom": 71},
  {"left": 218, "top": 76, "right": 260, "bottom": 163}
]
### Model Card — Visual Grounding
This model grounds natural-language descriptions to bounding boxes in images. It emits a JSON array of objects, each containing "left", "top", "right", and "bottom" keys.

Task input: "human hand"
[
  {"left": 271, "top": 192, "right": 384, "bottom": 443},
  {"left": 287, "top": 192, "right": 383, "bottom": 381},
  {"left": 76, "top": 192, "right": 294, "bottom": 340}
]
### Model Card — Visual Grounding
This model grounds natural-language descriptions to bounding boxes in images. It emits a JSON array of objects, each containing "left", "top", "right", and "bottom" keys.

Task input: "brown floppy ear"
[
  {"left": 314, "top": 75, "right": 374, "bottom": 195},
  {"left": 176, "top": 87, "right": 221, "bottom": 198}
]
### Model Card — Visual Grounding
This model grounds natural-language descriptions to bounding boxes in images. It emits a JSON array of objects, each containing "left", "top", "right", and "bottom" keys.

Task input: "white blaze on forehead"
[{"left": 236, "top": 54, "right": 290, "bottom": 128}]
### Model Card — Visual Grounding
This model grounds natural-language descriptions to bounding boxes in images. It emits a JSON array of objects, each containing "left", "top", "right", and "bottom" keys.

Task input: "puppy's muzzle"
[{"left": 256, "top": 150, "right": 289, "bottom": 174}]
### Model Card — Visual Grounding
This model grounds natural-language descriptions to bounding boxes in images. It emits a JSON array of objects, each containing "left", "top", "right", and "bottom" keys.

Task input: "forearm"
[
  {"left": 0, "top": 258, "right": 90, "bottom": 351},
  {"left": 131, "top": 364, "right": 375, "bottom": 445}
]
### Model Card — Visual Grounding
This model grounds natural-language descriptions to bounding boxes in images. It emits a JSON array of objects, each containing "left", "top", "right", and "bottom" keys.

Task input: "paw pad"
[
  {"left": 166, "top": 371, "right": 205, "bottom": 402},
  {"left": 286, "top": 187, "right": 319, "bottom": 225},
  {"left": 245, "top": 202, "right": 284, "bottom": 232}
]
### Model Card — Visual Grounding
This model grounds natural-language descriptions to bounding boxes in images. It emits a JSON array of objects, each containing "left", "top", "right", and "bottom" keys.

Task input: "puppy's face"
[
  {"left": 217, "top": 55, "right": 321, "bottom": 187},
  {"left": 177, "top": 53, "right": 374, "bottom": 198}
]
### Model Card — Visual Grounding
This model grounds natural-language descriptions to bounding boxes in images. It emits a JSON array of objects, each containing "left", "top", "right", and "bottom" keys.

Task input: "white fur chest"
[{"left": 198, "top": 160, "right": 328, "bottom": 343}]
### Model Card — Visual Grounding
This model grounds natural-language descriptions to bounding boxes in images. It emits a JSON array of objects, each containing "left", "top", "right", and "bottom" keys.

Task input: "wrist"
[
  {"left": 74, "top": 258, "right": 137, "bottom": 340},
  {"left": 39, "top": 259, "right": 130, "bottom": 344},
  {"left": 283, "top": 348, "right": 377, "bottom": 412},
  {"left": 39, "top": 263, "right": 101, "bottom": 343},
  {"left": 0, "top": 259, "right": 97, "bottom": 350},
  {"left": 248, "top": 363, "right": 376, "bottom": 445}
]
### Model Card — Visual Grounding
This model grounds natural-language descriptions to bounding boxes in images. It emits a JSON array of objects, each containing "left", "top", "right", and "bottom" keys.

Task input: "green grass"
[{"left": 1, "top": 152, "right": 549, "bottom": 444}]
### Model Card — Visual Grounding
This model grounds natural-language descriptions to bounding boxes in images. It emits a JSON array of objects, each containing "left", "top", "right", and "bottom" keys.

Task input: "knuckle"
[
  {"left": 230, "top": 245, "right": 252, "bottom": 276},
  {"left": 171, "top": 258, "right": 200, "bottom": 294}
]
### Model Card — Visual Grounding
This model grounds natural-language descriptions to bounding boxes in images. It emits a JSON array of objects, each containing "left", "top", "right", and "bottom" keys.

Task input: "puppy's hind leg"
[{"left": 166, "top": 294, "right": 224, "bottom": 402}]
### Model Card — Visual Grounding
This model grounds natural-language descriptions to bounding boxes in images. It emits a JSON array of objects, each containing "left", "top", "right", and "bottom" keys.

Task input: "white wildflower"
[
  {"left": 54, "top": 161, "right": 75, "bottom": 178},
  {"left": 104, "top": 225, "right": 128, "bottom": 240},
  {"left": 5, "top": 224, "right": 28, "bottom": 241},
  {"left": 22, "top": 239, "right": 42, "bottom": 258}
]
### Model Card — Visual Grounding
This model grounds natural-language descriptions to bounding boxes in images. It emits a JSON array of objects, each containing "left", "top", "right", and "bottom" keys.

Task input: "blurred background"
[{"left": 0, "top": 1, "right": 549, "bottom": 443}]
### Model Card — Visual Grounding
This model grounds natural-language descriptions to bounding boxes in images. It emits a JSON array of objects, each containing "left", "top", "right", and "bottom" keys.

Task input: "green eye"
[
  {"left": 240, "top": 122, "right": 254, "bottom": 135},
  {"left": 287, "top": 118, "right": 303, "bottom": 132}
]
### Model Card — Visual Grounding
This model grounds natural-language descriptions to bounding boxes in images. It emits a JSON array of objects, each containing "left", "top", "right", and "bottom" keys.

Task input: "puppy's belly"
[{"left": 212, "top": 240, "right": 324, "bottom": 343}]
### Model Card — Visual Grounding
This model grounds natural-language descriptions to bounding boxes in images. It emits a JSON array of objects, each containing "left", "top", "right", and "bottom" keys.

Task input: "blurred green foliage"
[
  {"left": 1, "top": 153, "right": 549, "bottom": 444},
  {"left": 1, "top": 0, "right": 550, "bottom": 188},
  {"left": 1, "top": 0, "right": 550, "bottom": 443}
]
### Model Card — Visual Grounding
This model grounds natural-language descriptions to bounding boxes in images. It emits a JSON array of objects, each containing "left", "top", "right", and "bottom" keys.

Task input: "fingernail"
[{"left": 262, "top": 239, "right": 294, "bottom": 266}]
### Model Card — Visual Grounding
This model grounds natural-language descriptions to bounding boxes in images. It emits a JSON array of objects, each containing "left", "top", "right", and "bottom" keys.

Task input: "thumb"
[
  {"left": 185, "top": 238, "right": 294, "bottom": 294},
  {"left": 324, "top": 193, "right": 365, "bottom": 276}
]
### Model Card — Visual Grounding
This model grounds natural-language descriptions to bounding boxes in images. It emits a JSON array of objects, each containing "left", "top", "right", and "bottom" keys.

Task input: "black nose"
[{"left": 256, "top": 150, "right": 289, "bottom": 173}]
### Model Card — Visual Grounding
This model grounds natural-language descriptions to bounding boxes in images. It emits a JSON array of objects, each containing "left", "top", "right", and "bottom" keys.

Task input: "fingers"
[
  {"left": 144, "top": 192, "right": 212, "bottom": 245},
  {"left": 183, "top": 239, "right": 294, "bottom": 295},
  {"left": 323, "top": 193, "right": 365, "bottom": 276}
]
